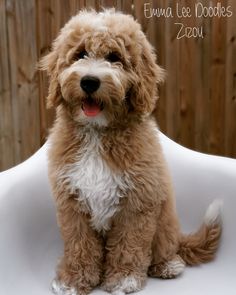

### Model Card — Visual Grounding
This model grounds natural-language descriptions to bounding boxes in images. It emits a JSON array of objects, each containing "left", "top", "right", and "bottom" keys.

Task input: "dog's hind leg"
[
  {"left": 148, "top": 254, "right": 185, "bottom": 279},
  {"left": 148, "top": 197, "right": 185, "bottom": 279}
]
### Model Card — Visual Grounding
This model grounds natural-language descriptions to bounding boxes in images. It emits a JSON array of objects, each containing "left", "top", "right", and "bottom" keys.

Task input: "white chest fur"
[{"left": 58, "top": 131, "right": 131, "bottom": 232}]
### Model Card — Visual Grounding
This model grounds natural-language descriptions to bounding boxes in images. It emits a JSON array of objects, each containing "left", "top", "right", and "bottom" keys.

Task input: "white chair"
[{"left": 0, "top": 133, "right": 235, "bottom": 295}]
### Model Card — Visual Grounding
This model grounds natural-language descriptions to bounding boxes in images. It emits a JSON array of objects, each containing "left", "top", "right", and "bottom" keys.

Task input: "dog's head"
[{"left": 40, "top": 9, "right": 165, "bottom": 127}]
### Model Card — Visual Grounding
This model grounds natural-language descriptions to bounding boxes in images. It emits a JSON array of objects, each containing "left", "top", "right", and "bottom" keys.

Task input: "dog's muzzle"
[
  {"left": 80, "top": 75, "right": 103, "bottom": 117},
  {"left": 80, "top": 75, "right": 100, "bottom": 94}
]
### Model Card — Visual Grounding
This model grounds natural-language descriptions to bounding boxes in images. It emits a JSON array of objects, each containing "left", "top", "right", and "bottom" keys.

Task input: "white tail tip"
[{"left": 204, "top": 199, "right": 223, "bottom": 226}]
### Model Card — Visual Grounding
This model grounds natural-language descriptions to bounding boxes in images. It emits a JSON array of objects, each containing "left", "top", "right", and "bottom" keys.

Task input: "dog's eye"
[
  {"left": 74, "top": 50, "right": 88, "bottom": 60},
  {"left": 106, "top": 52, "right": 121, "bottom": 63}
]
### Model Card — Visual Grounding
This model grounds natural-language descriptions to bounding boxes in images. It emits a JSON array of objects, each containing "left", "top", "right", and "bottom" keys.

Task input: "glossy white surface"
[{"left": 0, "top": 133, "right": 235, "bottom": 295}]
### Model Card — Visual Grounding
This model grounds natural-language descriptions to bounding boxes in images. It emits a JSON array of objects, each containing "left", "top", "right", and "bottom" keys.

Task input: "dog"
[{"left": 40, "top": 9, "right": 222, "bottom": 295}]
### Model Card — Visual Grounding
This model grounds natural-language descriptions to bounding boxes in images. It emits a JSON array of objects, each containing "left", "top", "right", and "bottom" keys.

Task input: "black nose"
[{"left": 80, "top": 75, "right": 100, "bottom": 94}]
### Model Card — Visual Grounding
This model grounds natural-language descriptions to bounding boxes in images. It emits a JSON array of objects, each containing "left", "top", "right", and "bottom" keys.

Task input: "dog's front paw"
[
  {"left": 51, "top": 279, "right": 78, "bottom": 295},
  {"left": 102, "top": 275, "right": 145, "bottom": 294},
  {"left": 51, "top": 279, "right": 89, "bottom": 295}
]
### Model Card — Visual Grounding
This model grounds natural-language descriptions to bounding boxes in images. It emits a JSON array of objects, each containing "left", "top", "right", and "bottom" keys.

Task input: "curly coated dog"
[{"left": 40, "top": 9, "right": 222, "bottom": 295}]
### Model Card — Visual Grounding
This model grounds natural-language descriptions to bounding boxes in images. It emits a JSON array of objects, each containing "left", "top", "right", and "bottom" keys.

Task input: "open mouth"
[{"left": 81, "top": 97, "right": 104, "bottom": 117}]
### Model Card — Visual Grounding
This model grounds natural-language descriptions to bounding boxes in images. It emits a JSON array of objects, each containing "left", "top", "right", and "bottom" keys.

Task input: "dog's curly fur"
[{"left": 40, "top": 9, "right": 222, "bottom": 295}]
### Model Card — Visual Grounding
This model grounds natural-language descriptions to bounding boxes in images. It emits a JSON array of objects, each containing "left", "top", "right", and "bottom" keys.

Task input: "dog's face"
[{"left": 40, "top": 10, "right": 164, "bottom": 127}]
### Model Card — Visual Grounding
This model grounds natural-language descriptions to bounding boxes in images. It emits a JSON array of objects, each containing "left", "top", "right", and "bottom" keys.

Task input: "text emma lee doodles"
[{"left": 144, "top": 2, "right": 233, "bottom": 39}]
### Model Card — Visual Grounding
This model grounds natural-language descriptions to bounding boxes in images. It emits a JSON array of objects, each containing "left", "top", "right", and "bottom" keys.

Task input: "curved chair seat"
[{"left": 0, "top": 132, "right": 235, "bottom": 295}]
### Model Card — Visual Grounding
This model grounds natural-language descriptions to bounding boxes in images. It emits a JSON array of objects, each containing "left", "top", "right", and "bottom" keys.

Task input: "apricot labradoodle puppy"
[{"left": 40, "top": 9, "right": 222, "bottom": 295}]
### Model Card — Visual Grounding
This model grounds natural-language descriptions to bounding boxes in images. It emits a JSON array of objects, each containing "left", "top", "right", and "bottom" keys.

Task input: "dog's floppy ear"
[
  {"left": 130, "top": 38, "right": 165, "bottom": 115},
  {"left": 39, "top": 51, "right": 62, "bottom": 108}
]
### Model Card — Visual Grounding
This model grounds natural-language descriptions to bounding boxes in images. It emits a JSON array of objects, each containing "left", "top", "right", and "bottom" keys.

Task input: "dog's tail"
[{"left": 178, "top": 200, "right": 223, "bottom": 266}]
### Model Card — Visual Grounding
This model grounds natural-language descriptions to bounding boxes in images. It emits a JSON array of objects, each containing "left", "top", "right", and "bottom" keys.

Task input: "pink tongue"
[{"left": 83, "top": 101, "right": 101, "bottom": 117}]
